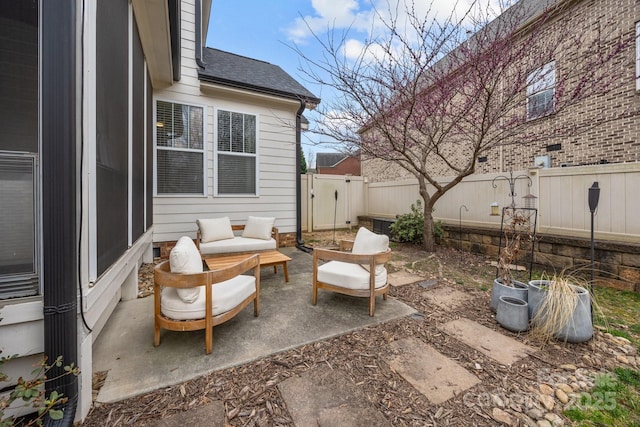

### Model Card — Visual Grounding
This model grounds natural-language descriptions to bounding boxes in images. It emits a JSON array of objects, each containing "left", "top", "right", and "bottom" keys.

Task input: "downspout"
[
  {"left": 42, "top": 0, "right": 78, "bottom": 425},
  {"left": 194, "top": 0, "right": 206, "bottom": 69},
  {"left": 295, "top": 99, "right": 312, "bottom": 253}
]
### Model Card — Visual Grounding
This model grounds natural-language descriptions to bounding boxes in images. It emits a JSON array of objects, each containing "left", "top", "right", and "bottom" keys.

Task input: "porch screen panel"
[
  {"left": 0, "top": 3, "right": 38, "bottom": 153},
  {"left": 96, "top": 0, "right": 128, "bottom": 275},
  {"left": 0, "top": 3, "right": 39, "bottom": 299},
  {"left": 131, "top": 19, "right": 144, "bottom": 241}
]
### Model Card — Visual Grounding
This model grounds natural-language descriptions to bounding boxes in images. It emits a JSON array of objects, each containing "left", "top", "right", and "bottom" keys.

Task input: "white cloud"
[{"left": 286, "top": 0, "right": 511, "bottom": 44}]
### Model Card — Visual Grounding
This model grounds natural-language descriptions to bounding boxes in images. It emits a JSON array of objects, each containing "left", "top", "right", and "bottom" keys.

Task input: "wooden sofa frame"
[{"left": 154, "top": 254, "right": 260, "bottom": 354}]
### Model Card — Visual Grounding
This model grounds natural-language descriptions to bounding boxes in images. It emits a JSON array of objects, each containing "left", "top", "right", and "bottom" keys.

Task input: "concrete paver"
[
  {"left": 138, "top": 402, "right": 225, "bottom": 427},
  {"left": 388, "top": 271, "right": 424, "bottom": 287},
  {"left": 278, "top": 368, "right": 392, "bottom": 426},
  {"left": 423, "top": 286, "right": 472, "bottom": 310},
  {"left": 439, "top": 318, "right": 535, "bottom": 365},
  {"left": 388, "top": 337, "right": 481, "bottom": 404}
]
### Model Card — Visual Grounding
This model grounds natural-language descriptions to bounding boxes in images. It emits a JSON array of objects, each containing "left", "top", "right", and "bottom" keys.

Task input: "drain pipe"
[
  {"left": 295, "top": 99, "right": 312, "bottom": 253},
  {"left": 42, "top": 1, "right": 78, "bottom": 424}
]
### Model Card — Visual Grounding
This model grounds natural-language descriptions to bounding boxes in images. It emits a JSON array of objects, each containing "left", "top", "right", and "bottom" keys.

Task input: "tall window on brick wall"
[
  {"left": 636, "top": 22, "right": 640, "bottom": 91},
  {"left": 526, "top": 61, "right": 555, "bottom": 120},
  {"left": 155, "top": 101, "right": 205, "bottom": 195},
  {"left": 216, "top": 110, "right": 257, "bottom": 195}
]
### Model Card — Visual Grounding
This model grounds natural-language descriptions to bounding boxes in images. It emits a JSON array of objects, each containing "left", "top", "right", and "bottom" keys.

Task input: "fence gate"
[{"left": 303, "top": 174, "right": 364, "bottom": 232}]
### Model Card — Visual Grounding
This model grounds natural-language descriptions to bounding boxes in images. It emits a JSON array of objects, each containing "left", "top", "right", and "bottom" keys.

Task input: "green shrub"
[
  {"left": 390, "top": 200, "right": 425, "bottom": 244},
  {"left": 1, "top": 354, "right": 79, "bottom": 426}
]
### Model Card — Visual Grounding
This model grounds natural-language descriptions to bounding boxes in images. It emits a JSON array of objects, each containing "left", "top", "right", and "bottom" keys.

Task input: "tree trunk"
[{"left": 422, "top": 201, "right": 435, "bottom": 252}]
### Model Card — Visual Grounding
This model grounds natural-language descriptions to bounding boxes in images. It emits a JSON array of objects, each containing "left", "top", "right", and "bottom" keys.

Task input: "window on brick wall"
[
  {"left": 526, "top": 61, "right": 555, "bottom": 120},
  {"left": 636, "top": 22, "right": 640, "bottom": 91}
]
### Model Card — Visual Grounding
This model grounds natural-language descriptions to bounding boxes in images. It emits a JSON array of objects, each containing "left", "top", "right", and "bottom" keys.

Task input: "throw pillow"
[
  {"left": 197, "top": 217, "right": 234, "bottom": 243},
  {"left": 242, "top": 216, "right": 275, "bottom": 240},
  {"left": 351, "top": 227, "right": 389, "bottom": 274},
  {"left": 169, "top": 236, "right": 203, "bottom": 303}
]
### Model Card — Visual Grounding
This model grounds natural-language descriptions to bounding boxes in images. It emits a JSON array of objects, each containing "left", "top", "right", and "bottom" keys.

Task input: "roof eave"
[
  {"left": 132, "top": 0, "right": 173, "bottom": 88},
  {"left": 198, "top": 73, "right": 320, "bottom": 108}
]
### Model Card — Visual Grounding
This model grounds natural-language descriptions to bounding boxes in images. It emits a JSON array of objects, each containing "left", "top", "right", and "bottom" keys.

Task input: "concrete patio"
[{"left": 92, "top": 247, "right": 416, "bottom": 403}]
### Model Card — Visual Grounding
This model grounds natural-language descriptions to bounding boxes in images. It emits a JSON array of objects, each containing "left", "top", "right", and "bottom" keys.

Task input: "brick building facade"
[{"left": 362, "top": 0, "right": 640, "bottom": 182}]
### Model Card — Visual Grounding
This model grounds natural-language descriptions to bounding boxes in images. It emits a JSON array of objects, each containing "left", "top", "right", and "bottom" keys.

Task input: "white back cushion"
[
  {"left": 169, "top": 236, "right": 203, "bottom": 303},
  {"left": 242, "top": 216, "right": 275, "bottom": 240},
  {"left": 197, "top": 217, "right": 234, "bottom": 243},
  {"left": 351, "top": 227, "right": 389, "bottom": 274}
]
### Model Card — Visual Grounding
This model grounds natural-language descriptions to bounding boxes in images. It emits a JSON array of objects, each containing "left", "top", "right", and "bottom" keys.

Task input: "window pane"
[
  {"left": 156, "top": 101, "right": 173, "bottom": 147},
  {"left": 231, "top": 112, "right": 243, "bottom": 152},
  {"left": 244, "top": 114, "right": 256, "bottom": 154},
  {"left": 157, "top": 150, "right": 204, "bottom": 194},
  {"left": 188, "top": 106, "right": 203, "bottom": 149},
  {"left": 218, "top": 154, "right": 256, "bottom": 194},
  {"left": 218, "top": 110, "right": 230, "bottom": 151},
  {"left": 527, "top": 89, "right": 554, "bottom": 119},
  {"left": 0, "top": 156, "right": 39, "bottom": 300}
]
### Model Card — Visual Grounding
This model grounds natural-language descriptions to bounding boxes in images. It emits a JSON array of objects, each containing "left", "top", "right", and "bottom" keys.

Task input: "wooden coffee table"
[{"left": 204, "top": 250, "right": 292, "bottom": 282}]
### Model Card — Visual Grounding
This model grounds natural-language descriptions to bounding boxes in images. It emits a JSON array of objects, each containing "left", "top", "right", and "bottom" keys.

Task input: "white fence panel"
[{"left": 363, "top": 163, "right": 640, "bottom": 243}]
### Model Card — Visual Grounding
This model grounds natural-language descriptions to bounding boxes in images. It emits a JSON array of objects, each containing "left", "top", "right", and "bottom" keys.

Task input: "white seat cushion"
[
  {"left": 169, "top": 236, "right": 203, "bottom": 303},
  {"left": 199, "top": 237, "right": 276, "bottom": 255},
  {"left": 317, "top": 260, "right": 387, "bottom": 290},
  {"left": 197, "top": 217, "right": 234, "bottom": 243},
  {"left": 351, "top": 227, "right": 389, "bottom": 274},
  {"left": 161, "top": 275, "right": 256, "bottom": 320}
]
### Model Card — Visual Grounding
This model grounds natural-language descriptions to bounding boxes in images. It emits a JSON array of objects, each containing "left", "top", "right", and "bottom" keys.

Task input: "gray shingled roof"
[
  {"left": 316, "top": 153, "right": 349, "bottom": 168},
  {"left": 198, "top": 48, "right": 320, "bottom": 105}
]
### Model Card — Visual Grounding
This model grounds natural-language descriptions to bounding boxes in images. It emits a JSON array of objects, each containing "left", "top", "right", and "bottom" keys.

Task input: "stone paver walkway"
[
  {"left": 388, "top": 337, "right": 481, "bottom": 404},
  {"left": 439, "top": 318, "right": 535, "bottom": 365},
  {"left": 278, "top": 368, "right": 392, "bottom": 426}
]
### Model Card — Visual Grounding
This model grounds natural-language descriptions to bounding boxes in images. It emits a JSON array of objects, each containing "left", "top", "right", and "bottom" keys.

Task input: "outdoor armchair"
[
  {"left": 154, "top": 236, "right": 260, "bottom": 354},
  {"left": 312, "top": 227, "right": 392, "bottom": 316}
]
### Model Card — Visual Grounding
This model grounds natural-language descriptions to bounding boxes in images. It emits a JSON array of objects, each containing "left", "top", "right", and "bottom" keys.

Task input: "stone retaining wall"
[{"left": 357, "top": 216, "right": 640, "bottom": 293}]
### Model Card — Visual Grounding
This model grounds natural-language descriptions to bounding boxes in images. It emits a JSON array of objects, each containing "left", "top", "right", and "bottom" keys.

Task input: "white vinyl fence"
[{"left": 304, "top": 162, "right": 640, "bottom": 243}]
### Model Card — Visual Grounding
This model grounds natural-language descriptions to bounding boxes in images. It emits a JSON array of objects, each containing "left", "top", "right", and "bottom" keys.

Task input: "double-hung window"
[
  {"left": 216, "top": 110, "right": 258, "bottom": 195},
  {"left": 526, "top": 61, "right": 555, "bottom": 120},
  {"left": 155, "top": 101, "right": 205, "bottom": 195}
]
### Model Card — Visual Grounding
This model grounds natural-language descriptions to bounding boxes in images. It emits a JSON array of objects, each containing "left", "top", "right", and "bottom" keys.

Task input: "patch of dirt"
[{"left": 83, "top": 231, "right": 638, "bottom": 426}]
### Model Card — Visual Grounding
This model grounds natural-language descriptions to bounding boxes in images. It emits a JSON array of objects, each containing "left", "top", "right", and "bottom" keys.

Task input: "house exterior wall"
[
  {"left": 152, "top": 2, "right": 300, "bottom": 244},
  {"left": 317, "top": 156, "right": 361, "bottom": 175},
  {"left": 362, "top": 0, "right": 640, "bottom": 182}
]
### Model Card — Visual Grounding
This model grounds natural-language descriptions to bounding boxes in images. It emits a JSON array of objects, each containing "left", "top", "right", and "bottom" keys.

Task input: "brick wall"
[{"left": 362, "top": 0, "right": 640, "bottom": 182}]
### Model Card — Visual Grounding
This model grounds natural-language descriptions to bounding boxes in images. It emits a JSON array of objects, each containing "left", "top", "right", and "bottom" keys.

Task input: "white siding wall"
[{"left": 152, "top": 1, "right": 300, "bottom": 243}]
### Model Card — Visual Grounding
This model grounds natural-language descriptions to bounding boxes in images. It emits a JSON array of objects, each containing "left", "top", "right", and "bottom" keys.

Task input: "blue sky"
[{"left": 205, "top": 0, "right": 506, "bottom": 163}]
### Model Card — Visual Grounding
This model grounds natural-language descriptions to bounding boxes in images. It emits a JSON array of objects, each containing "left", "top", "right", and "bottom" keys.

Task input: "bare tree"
[{"left": 293, "top": 0, "right": 632, "bottom": 251}]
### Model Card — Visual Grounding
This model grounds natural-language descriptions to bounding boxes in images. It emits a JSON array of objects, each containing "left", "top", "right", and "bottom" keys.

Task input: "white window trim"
[
  {"left": 153, "top": 98, "right": 208, "bottom": 197},
  {"left": 213, "top": 108, "right": 260, "bottom": 197},
  {"left": 526, "top": 61, "right": 555, "bottom": 121}
]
